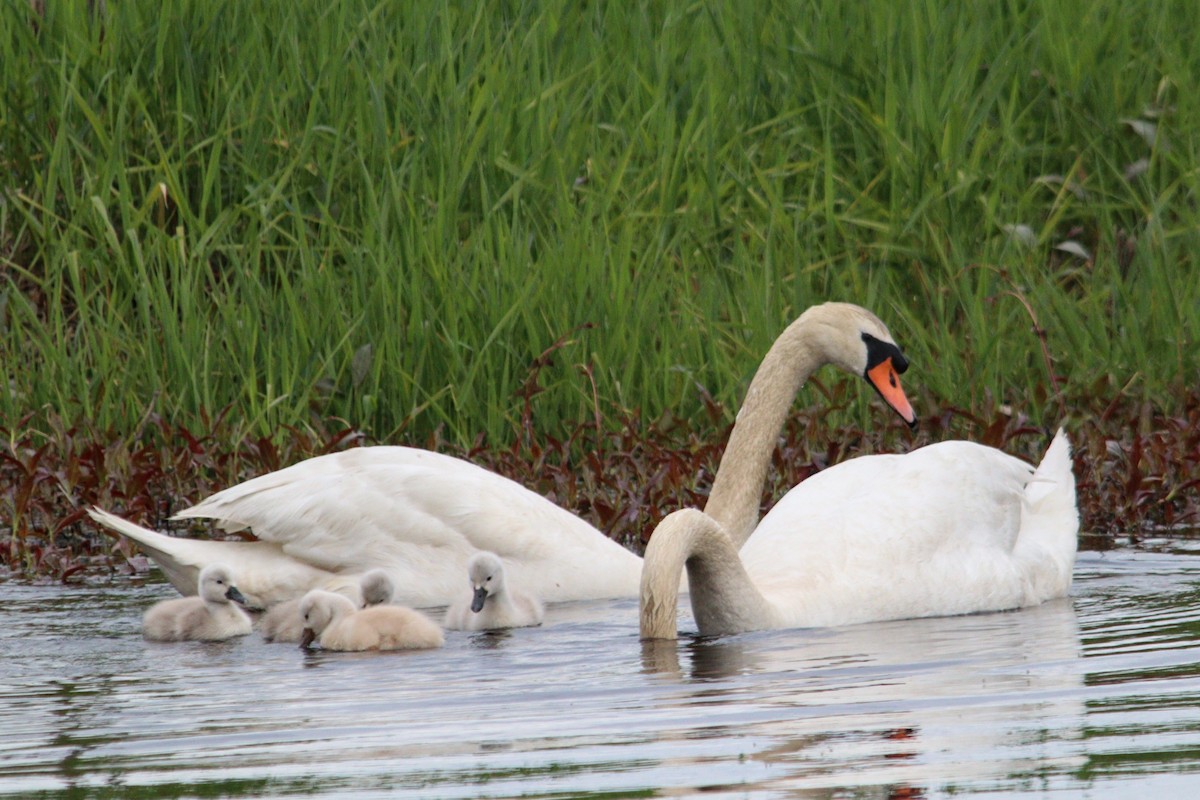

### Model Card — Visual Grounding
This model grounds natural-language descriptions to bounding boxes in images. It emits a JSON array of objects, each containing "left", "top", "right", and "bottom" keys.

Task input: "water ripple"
[{"left": 2, "top": 551, "right": 1200, "bottom": 798}]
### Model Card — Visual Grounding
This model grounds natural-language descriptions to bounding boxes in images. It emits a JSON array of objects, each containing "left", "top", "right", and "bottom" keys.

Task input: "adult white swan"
[
  {"left": 640, "top": 430, "right": 1078, "bottom": 639},
  {"left": 89, "top": 302, "right": 917, "bottom": 608}
]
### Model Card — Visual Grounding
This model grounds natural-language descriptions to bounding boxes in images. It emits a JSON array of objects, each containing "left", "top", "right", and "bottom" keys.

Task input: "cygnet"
[
  {"left": 259, "top": 569, "right": 395, "bottom": 643},
  {"left": 142, "top": 564, "right": 252, "bottom": 642},
  {"left": 298, "top": 590, "right": 443, "bottom": 651},
  {"left": 444, "top": 551, "right": 544, "bottom": 631}
]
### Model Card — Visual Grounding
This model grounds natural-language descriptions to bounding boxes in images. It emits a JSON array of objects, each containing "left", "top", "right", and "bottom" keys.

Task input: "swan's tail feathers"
[
  {"left": 1028, "top": 429, "right": 1078, "bottom": 530},
  {"left": 1016, "top": 428, "right": 1079, "bottom": 600},
  {"left": 87, "top": 507, "right": 203, "bottom": 597}
]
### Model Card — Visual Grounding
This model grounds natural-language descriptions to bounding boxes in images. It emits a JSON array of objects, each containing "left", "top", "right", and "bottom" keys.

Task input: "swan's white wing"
[
  {"left": 741, "top": 441, "right": 1040, "bottom": 626},
  {"left": 174, "top": 446, "right": 642, "bottom": 604}
]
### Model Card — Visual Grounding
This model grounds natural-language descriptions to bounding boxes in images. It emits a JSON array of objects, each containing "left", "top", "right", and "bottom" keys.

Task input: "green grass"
[{"left": 2, "top": 0, "right": 1198, "bottom": 448}]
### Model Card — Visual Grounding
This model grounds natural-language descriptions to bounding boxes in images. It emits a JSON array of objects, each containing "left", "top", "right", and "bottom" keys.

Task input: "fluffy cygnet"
[
  {"left": 142, "top": 564, "right": 252, "bottom": 642},
  {"left": 298, "top": 590, "right": 443, "bottom": 651},
  {"left": 259, "top": 569, "right": 395, "bottom": 643},
  {"left": 444, "top": 551, "right": 544, "bottom": 631}
]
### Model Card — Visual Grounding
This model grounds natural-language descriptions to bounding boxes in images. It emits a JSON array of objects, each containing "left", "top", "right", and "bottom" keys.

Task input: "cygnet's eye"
[{"left": 486, "top": 575, "right": 493, "bottom": 583}]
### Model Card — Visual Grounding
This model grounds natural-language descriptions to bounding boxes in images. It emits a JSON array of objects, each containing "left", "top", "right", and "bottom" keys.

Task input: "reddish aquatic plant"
[{"left": 1, "top": 387, "right": 1197, "bottom": 580}]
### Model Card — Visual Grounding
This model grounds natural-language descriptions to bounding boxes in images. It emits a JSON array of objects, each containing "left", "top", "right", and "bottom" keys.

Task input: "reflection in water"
[
  {"left": 467, "top": 628, "right": 513, "bottom": 649},
  {"left": 2, "top": 552, "right": 1200, "bottom": 798},
  {"left": 639, "top": 598, "right": 1087, "bottom": 796}
]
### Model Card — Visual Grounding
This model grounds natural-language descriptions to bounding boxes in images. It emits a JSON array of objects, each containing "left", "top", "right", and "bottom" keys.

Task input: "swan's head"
[
  {"left": 801, "top": 302, "right": 917, "bottom": 429},
  {"left": 359, "top": 569, "right": 395, "bottom": 607},
  {"left": 197, "top": 564, "right": 248, "bottom": 606},
  {"left": 465, "top": 551, "right": 506, "bottom": 613},
  {"left": 298, "top": 589, "right": 356, "bottom": 649}
]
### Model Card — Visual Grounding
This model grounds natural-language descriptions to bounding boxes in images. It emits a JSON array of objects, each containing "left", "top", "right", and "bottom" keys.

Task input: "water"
[{"left": 3, "top": 550, "right": 1200, "bottom": 798}]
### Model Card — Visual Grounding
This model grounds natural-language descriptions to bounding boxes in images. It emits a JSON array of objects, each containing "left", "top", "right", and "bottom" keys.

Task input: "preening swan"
[
  {"left": 88, "top": 302, "right": 916, "bottom": 609},
  {"left": 444, "top": 551, "right": 544, "bottom": 631},
  {"left": 259, "top": 569, "right": 394, "bottom": 643},
  {"left": 640, "top": 430, "right": 1078, "bottom": 638},
  {"left": 142, "top": 564, "right": 253, "bottom": 642},
  {"left": 298, "top": 590, "right": 444, "bottom": 651}
]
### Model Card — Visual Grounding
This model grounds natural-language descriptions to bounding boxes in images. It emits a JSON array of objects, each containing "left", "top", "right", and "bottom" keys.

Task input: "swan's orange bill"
[{"left": 866, "top": 358, "right": 917, "bottom": 428}]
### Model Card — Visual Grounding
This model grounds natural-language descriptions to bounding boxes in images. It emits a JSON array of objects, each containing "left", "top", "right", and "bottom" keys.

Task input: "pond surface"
[{"left": 3, "top": 549, "right": 1200, "bottom": 798}]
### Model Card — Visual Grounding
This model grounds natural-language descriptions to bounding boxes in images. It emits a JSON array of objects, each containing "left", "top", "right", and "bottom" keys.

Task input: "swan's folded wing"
[
  {"left": 174, "top": 446, "right": 642, "bottom": 603},
  {"left": 740, "top": 440, "right": 1063, "bottom": 626}
]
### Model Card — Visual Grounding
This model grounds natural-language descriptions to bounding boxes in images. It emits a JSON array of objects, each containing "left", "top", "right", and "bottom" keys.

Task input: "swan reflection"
[{"left": 640, "top": 597, "right": 1085, "bottom": 792}]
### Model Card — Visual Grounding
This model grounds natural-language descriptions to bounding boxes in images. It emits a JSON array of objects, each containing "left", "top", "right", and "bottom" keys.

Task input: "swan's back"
[
  {"left": 173, "top": 447, "right": 642, "bottom": 605},
  {"left": 740, "top": 433, "right": 1076, "bottom": 627}
]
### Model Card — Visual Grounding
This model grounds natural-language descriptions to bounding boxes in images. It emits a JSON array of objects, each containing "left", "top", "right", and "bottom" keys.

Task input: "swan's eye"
[{"left": 862, "top": 333, "right": 909, "bottom": 373}]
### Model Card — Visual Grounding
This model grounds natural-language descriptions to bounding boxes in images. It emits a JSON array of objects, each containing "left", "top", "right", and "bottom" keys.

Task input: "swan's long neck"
[
  {"left": 704, "top": 314, "right": 827, "bottom": 549},
  {"left": 640, "top": 509, "right": 775, "bottom": 639}
]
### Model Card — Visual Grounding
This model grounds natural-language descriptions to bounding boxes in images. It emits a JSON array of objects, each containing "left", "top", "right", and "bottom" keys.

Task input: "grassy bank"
[
  {"left": 4, "top": 0, "right": 1198, "bottom": 442},
  {"left": 1, "top": 1, "right": 1198, "bottom": 574}
]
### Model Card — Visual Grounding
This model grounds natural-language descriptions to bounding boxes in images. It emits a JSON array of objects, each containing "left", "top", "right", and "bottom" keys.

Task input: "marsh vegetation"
[{"left": 2, "top": 1, "right": 1197, "bottom": 577}]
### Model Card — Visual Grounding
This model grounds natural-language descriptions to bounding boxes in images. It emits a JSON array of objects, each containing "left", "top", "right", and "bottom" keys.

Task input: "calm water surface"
[{"left": 3, "top": 549, "right": 1200, "bottom": 798}]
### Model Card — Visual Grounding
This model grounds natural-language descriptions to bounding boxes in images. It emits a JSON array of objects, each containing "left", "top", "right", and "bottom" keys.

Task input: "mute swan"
[
  {"left": 88, "top": 302, "right": 916, "bottom": 608},
  {"left": 640, "top": 429, "right": 1078, "bottom": 638},
  {"left": 298, "top": 590, "right": 444, "bottom": 651},
  {"left": 142, "top": 564, "right": 253, "bottom": 641},
  {"left": 444, "top": 551, "right": 544, "bottom": 631},
  {"left": 259, "top": 569, "right": 394, "bottom": 643}
]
